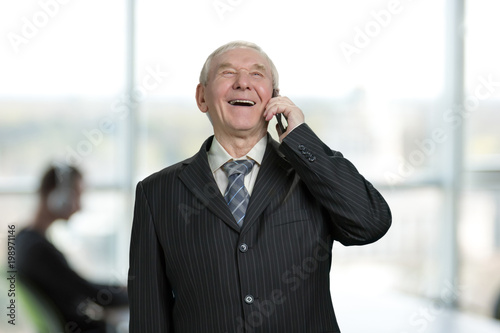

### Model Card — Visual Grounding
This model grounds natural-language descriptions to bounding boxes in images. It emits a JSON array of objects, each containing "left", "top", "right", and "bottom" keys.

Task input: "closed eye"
[{"left": 222, "top": 70, "right": 236, "bottom": 76}]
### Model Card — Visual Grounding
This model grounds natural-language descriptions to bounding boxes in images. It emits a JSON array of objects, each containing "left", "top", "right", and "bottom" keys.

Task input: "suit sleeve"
[
  {"left": 279, "top": 123, "right": 392, "bottom": 246},
  {"left": 128, "top": 181, "right": 175, "bottom": 332}
]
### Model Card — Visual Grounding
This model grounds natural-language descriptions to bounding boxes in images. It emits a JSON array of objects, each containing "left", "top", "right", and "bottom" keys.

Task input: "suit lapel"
[
  {"left": 242, "top": 136, "right": 292, "bottom": 233},
  {"left": 178, "top": 137, "right": 240, "bottom": 232}
]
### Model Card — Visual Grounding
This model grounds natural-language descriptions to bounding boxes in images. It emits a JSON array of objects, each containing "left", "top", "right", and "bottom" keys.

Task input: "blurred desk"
[{"left": 335, "top": 290, "right": 500, "bottom": 333}]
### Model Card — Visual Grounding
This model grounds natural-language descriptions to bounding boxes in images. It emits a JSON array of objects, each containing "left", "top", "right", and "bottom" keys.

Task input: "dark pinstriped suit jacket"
[{"left": 128, "top": 124, "right": 391, "bottom": 333}]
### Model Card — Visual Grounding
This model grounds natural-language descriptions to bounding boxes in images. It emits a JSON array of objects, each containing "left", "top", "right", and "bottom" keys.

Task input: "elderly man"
[{"left": 128, "top": 40, "right": 391, "bottom": 332}]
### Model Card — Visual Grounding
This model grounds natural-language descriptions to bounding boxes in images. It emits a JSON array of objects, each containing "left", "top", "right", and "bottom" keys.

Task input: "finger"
[
  {"left": 264, "top": 103, "right": 286, "bottom": 121},
  {"left": 264, "top": 101, "right": 278, "bottom": 120}
]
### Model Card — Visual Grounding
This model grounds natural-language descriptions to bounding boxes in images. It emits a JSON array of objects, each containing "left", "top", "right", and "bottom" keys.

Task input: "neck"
[
  {"left": 30, "top": 204, "right": 56, "bottom": 235},
  {"left": 215, "top": 130, "right": 266, "bottom": 158}
]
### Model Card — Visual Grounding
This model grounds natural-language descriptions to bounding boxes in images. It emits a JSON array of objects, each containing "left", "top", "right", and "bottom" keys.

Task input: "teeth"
[{"left": 229, "top": 100, "right": 255, "bottom": 106}]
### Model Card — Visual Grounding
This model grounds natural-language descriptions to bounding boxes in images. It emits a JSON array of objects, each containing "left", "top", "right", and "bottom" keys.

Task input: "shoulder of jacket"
[{"left": 141, "top": 159, "right": 187, "bottom": 186}]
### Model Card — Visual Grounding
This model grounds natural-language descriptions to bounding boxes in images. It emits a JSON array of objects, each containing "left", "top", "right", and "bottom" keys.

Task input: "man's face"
[
  {"left": 196, "top": 48, "right": 274, "bottom": 138},
  {"left": 46, "top": 177, "right": 83, "bottom": 220}
]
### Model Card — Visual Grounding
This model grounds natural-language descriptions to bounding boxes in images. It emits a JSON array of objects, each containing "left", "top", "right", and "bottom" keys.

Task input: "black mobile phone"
[{"left": 273, "top": 89, "right": 287, "bottom": 133}]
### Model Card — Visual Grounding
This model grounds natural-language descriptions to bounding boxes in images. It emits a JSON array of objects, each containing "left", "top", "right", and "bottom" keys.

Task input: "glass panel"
[
  {"left": 1, "top": 0, "right": 128, "bottom": 185},
  {"left": 462, "top": 0, "right": 500, "bottom": 317},
  {"left": 459, "top": 190, "right": 500, "bottom": 316},
  {"left": 334, "top": 187, "right": 445, "bottom": 291},
  {"left": 0, "top": 99, "right": 127, "bottom": 188},
  {"left": 0, "top": 0, "right": 128, "bottom": 287},
  {"left": 464, "top": 0, "right": 500, "bottom": 168},
  {"left": 0, "top": 1, "right": 126, "bottom": 97}
]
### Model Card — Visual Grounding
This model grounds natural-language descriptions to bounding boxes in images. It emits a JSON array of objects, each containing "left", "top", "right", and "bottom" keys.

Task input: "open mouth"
[{"left": 228, "top": 100, "right": 256, "bottom": 107}]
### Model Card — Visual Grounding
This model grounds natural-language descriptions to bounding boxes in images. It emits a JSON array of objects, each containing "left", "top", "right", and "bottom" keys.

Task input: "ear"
[{"left": 196, "top": 83, "right": 208, "bottom": 113}]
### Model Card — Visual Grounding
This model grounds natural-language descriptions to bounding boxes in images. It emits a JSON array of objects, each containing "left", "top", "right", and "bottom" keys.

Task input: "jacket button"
[
  {"left": 239, "top": 243, "right": 248, "bottom": 253},
  {"left": 308, "top": 156, "right": 316, "bottom": 162},
  {"left": 298, "top": 144, "right": 306, "bottom": 151},
  {"left": 244, "top": 295, "right": 254, "bottom": 304}
]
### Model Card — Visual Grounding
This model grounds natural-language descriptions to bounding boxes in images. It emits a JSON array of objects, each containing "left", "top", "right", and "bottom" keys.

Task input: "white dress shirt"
[{"left": 207, "top": 135, "right": 267, "bottom": 196}]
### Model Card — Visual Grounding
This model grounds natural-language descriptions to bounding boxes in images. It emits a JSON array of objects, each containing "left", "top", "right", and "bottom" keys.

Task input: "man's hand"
[{"left": 263, "top": 95, "right": 305, "bottom": 141}]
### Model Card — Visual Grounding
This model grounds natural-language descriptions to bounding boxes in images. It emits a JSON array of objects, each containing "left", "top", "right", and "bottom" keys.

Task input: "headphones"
[{"left": 46, "top": 164, "right": 77, "bottom": 216}]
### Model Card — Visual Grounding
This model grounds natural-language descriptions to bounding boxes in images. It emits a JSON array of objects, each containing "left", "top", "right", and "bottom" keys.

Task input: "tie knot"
[{"left": 222, "top": 160, "right": 255, "bottom": 177}]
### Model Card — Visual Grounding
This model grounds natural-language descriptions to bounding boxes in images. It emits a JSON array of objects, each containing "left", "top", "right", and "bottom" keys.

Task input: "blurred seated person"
[{"left": 17, "top": 164, "right": 128, "bottom": 333}]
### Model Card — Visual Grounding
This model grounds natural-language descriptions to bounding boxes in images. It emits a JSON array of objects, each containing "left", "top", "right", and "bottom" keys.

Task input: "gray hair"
[{"left": 199, "top": 41, "right": 279, "bottom": 90}]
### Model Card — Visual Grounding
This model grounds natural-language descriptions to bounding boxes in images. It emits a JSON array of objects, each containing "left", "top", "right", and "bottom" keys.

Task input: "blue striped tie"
[{"left": 222, "top": 160, "right": 255, "bottom": 226}]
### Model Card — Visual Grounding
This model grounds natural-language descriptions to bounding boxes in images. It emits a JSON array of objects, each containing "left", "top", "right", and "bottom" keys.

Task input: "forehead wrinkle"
[{"left": 215, "top": 62, "right": 269, "bottom": 73}]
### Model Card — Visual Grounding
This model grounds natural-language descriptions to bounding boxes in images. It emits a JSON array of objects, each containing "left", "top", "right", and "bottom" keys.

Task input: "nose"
[{"left": 232, "top": 71, "right": 252, "bottom": 91}]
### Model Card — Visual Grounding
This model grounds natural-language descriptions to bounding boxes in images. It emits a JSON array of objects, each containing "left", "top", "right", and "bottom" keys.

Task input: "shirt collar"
[{"left": 208, "top": 135, "right": 268, "bottom": 173}]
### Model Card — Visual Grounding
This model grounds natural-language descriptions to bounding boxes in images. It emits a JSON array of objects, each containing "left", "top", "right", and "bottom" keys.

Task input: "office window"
[{"left": 2, "top": 1, "right": 499, "bottom": 330}]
